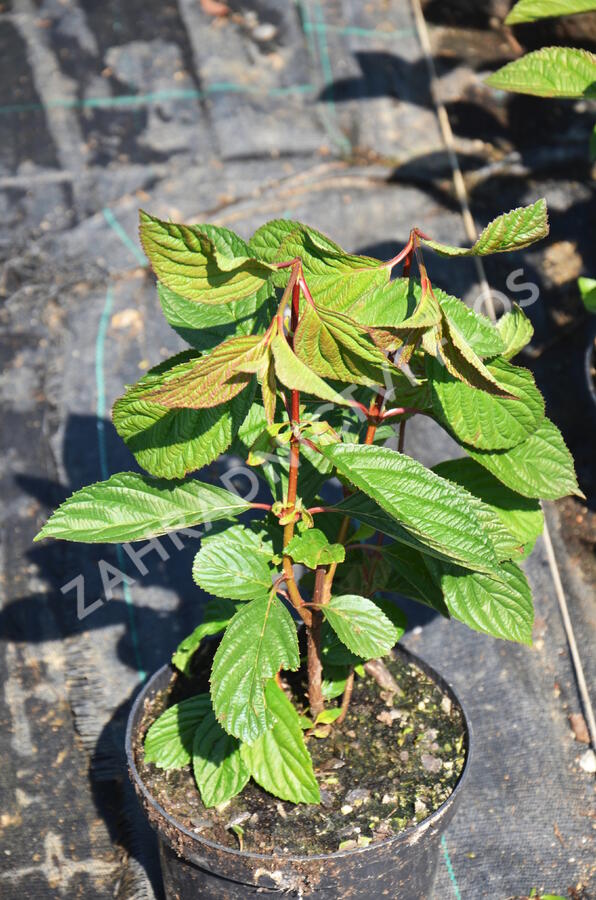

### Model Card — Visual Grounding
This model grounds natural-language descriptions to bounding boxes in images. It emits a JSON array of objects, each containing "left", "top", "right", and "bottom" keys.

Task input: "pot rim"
[
  {"left": 584, "top": 318, "right": 596, "bottom": 407},
  {"left": 126, "top": 642, "right": 473, "bottom": 865}
]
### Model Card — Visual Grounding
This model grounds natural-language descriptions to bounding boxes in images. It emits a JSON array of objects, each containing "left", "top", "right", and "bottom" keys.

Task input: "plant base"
[{"left": 126, "top": 646, "right": 471, "bottom": 898}]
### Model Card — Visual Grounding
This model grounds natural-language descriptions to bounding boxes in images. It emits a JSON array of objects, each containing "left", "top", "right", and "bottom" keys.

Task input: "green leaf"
[
  {"left": 439, "top": 294, "right": 505, "bottom": 358},
  {"left": 284, "top": 528, "right": 345, "bottom": 568},
  {"left": 34, "top": 473, "right": 251, "bottom": 543},
  {"left": 322, "top": 594, "right": 399, "bottom": 659},
  {"left": 294, "top": 304, "right": 394, "bottom": 387},
  {"left": 270, "top": 333, "right": 355, "bottom": 407},
  {"left": 192, "top": 710, "right": 250, "bottom": 807},
  {"left": 433, "top": 458, "right": 543, "bottom": 557},
  {"left": 249, "top": 219, "right": 387, "bottom": 308},
  {"left": 210, "top": 595, "right": 300, "bottom": 743},
  {"left": 439, "top": 313, "right": 513, "bottom": 395},
  {"left": 251, "top": 219, "right": 412, "bottom": 325},
  {"left": 140, "top": 212, "right": 274, "bottom": 304},
  {"left": 315, "top": 708, "right": 343, "bottom": 725},
  {"left": 322, "top": 665, "right": 350, "bottom": 700},
  {"left": 496, "top": 304, "right": 534, "bottom": 359},
  {"left": 506, "top": 0, "right": 596, "bottom": 24},
  {"left": 578, "top": 276, "right": 596, "bottom": 313},
  {"left": 231, "top": 401, "right": 269, "bottom": 458},
  {"left": 337, "top": 276, "right": 416, "bottom": 328},
  {"left": 331, "top": 492, "right": 493, "bottom": 576},
  {"left": 172, "top": 598, "right": 240, "bottom": 676},
  {"left": 371, "top": 597, "right": 407, "bottom": 638},
  {"left": 330, "top": 545, "right": 395, "bottom": 597},
  {"left": 113, "top": 353, "right": 254, "bottom": 479},
  {"left": 467, "top": 417, "right": 582, "bottom": 500},
  {"left": 486, "top": 47, "right": 596, "bottom": 98},
  {"left": 240, "top": 679, "right": 320, "bottom": 804},
  {"left": 421, "top": 200, "right": 549, "bottom": 256},
  {"left": 321, "top": 621, "right": 362, "bottom": 666},
  {"left": 429, "top": 356, "right": 545, "bottom": 450},
  {"left": 193, "top": 525, "right": 275, "bottom": 600},
  {"left": 158, "top": 282, "right": 269, "bottom": 351},
  {"left": 144, "top": 694, "right": 211, "bottom": 768},
  {"left": 424, "top": 557, "right": 534, "bottom": 645},
  {"left": 142, "top": 335, "right": 266, "bottom": 409},
  {"left": 249, "top": 219, "right": 347, "bottom": 265},
  {"left": 384, "top": 543, "right": 449, "bottom": 615},
  {"left": 323, "top": 443, "right": 502, "bottom": 576}
]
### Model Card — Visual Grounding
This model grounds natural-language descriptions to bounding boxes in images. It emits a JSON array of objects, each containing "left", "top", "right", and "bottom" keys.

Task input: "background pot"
[
  {"left": 584, "top": 319, "right": 596, "bottom": 413},
  {"left": 126, "top": 645, "right": 472, "bottom": 899}
]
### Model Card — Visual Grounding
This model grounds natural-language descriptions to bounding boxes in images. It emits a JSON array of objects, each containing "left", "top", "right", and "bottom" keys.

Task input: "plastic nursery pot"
[
  {"left": 585, "top": 319, "right": 596, "bottom": 412},
  {"left": 126, "top": 645, "right": 472, "bottom": 900}
]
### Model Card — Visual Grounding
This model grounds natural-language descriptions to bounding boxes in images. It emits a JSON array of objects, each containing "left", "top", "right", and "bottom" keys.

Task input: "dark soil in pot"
[{"left": 131, "top": 643, "right": 467, "bottom": 857}]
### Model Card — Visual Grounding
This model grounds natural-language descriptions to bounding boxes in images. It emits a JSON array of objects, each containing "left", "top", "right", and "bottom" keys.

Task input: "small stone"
[
  {"left": 441, "top": 696, "right": 452, "bottom": 715},
  {"left": 357, "top": 835, "right": 372, "bottom": 847},
  {"left": 253, "top": 22, "right": 277, "bottom": 42},
  {"left": 344, "top": 788, "right": 370, "bottom": 806},
  {"left": 226, "top": 811, "right": 251, "bottom": 829},
  {"left": 341, "top": 804, "right": 353, "bottom": 815},
  {"left": 399, "top": 750, "right": 409, "bottom": 762},
  {"left": 569, "top": 713, "right": 590, "bottom": 744},
  {"left": 377, "top": 709, "right": 401, "bottom": 726},
  {"left": 338, "top": 839, "right": 357, "bottom": 851},
  {"left": 381, "top": 793, "right": 397, "bottom": 805},
  {"left": 276, "top": 803, "right": 287, "bottom": 819},
  {"left": 415, "top": 799, "right": 428, "bottom": 818},
  {"left": 421, "top": 754, "right": 442, "bottom": 774},
  {"left": 331, "top": 759, "right": 346, "bottom": 769},
  {"left": 319, "top": 789, "right": 334, "bottom": 808},
  {"left": 579, "top": 749, "right": 596, "bottom": 774},
  {"left": 190, "top": 817, "right": 210, "bottom": 830}
]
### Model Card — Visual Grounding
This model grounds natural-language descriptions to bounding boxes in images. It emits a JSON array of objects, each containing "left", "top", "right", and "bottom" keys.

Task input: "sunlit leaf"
[
  {"left": 486, "top": 48, "right": 596, "bottom": 99},
  {"left": 241, "top": 680, "right": 320, "bottom": 804},
  {"left": 210, "top": 595, "right": 299, "bottom": 743},
  {"left": 34, "top": 473, "right": 251, "bottom": 543},
  {"left": 421, "top": 200, "right": 549, "bottom": 256},
  {"left": 506, "top": 0, "right": 596, "bottom": 24}
]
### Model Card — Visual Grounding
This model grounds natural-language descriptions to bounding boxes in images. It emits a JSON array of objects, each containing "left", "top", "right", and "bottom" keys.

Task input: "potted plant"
[
  {"left": 36, "top": 199, "right": 580, "bottom": 898},
  {"left": 578, "top": 276, "right": 596, "bottom": 410}
]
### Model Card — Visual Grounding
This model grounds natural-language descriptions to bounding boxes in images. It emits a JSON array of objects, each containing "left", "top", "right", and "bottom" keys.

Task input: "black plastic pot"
[
  {"left": 585, "top": 319, "right": 596, "bottom": 413},
  {"left": 126, "top": 645, "right": 472, "bottom": 899}
]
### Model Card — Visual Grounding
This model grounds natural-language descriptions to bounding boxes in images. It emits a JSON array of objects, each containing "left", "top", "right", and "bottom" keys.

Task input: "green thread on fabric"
[
  {"left": 95, "top": 285, "right": 146, "bottom": 680},
  {"left": 103, "top": 208, "right": 146, "bottom": 265},
  {"left": 311, "top": 1, "right": 352, "bottom": 155},
  {"left": 441, "top": 835, "right": 462, "bottom": 900},
  {"left": 305, "top": 23, "right": 416, "bottom": 39},
  {"left": 0, "top": 83, "right": 315, "bottom": 116}
]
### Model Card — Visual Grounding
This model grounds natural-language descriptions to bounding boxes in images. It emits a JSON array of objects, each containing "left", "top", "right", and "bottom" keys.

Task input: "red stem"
[
  {"left": 381, "top": 406, "right": 419, "bottom": 420},
  {"left": 307, "top": 566, "right": 326, "bottom": 718}
]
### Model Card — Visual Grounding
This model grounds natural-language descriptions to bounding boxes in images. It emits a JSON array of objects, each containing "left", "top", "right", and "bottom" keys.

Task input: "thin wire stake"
[{"left": 409, "top": 0, "right": 495, "bottom": 320}]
